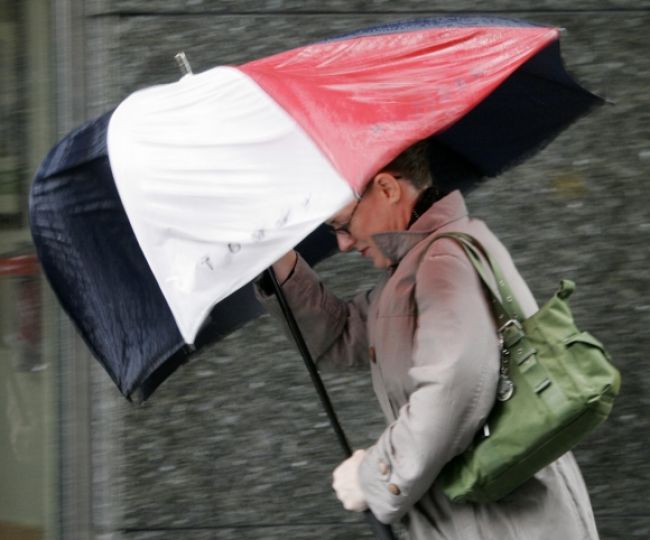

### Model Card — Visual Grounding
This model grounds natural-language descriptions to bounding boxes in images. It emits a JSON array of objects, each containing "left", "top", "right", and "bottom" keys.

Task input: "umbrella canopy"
[{"left": 30, "top": 16, "right": 602, "bottom": 400}]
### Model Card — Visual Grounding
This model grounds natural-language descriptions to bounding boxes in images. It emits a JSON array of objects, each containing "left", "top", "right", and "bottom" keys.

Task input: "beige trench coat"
[{"left": 259, "top": 191, "right": 599, "bottom": 540}]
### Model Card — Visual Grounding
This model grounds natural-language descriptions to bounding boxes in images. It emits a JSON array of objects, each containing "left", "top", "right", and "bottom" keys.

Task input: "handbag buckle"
[
  {"left": 496, "top": 324, "right": 517, "bottom": 402},
  {"left": 498, "top": 318, "right": 522, "bottom": 334}
]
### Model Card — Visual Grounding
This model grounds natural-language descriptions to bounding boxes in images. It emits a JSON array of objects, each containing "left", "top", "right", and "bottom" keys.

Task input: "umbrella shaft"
[
  {"left": 265, "top": 268, "right": 397, "bottom": 540},
  {"left": 265, "top": 268, "right": 352, "bottom": 456}
]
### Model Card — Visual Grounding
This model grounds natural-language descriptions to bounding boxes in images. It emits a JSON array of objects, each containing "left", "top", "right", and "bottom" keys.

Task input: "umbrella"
[{"left": 30, "top": 16, "right": 601, "bottom": 402}]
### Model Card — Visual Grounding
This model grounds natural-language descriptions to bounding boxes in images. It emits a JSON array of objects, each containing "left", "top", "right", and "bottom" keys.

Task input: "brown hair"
[
  {"left": 380, "top": 140, "right": 432, "bottom": 191},
  {"left": 381, "top": 139, "right": 482, "bottom": 194}
]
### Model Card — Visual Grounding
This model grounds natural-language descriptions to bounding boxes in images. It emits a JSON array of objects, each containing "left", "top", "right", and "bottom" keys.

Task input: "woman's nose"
[{"left": 336, "top": 234, "right": 355, "bottom": 252}]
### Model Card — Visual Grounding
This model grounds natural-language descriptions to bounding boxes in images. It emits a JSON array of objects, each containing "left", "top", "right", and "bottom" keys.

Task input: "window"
[{"left": 0, "top": 1, "right": 57, "bottom": 538}]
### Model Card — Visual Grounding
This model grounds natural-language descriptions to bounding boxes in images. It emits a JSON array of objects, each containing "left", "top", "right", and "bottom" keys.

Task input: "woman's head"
[{"left": 327, "top": 140, "right": 432, "bottom": 268}]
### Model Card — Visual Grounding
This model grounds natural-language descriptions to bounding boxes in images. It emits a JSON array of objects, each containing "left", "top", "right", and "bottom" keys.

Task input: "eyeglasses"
[{"left": 328, "top": 183, "right": 373, "bottom": 239}]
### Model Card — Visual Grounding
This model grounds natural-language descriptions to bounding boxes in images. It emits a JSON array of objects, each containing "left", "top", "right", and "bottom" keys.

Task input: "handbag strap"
[
  {"left": 430, "top": 233, "right": 563, "bottom": 404},
  {"left": 431, "top": 232, "right": 525, "bottom": 327}
]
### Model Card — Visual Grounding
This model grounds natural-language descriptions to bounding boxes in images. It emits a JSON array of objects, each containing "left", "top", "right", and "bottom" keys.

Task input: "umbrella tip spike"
[{"left": 175, "top": 51, "right": 193, "bottom": 77}]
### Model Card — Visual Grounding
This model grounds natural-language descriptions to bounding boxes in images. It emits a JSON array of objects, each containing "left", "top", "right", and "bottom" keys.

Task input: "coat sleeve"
[
  {"left": 358, "top": 242, "right": 501, "bottom": 523},
  {"left": 256, "top": 255, "right": 377, "bottom": 369}
]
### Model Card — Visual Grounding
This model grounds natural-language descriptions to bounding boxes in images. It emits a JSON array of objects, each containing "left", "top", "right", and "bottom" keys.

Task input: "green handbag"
[{"left": 434, "top": 232, "right": 621, "bottom": 503}]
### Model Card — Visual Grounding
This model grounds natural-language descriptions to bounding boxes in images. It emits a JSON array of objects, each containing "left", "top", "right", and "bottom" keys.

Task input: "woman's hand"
[
  {"left": 272, "top": 251, "right": 298, "bottom": 284},
  {"left": 332, "top": 449, "right": 369, "bottom": 512}
]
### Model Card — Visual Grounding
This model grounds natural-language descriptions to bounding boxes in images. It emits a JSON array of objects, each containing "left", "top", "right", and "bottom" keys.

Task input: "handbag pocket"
[{"left": 562, "top": 331, "right": 619, "bottom": 415}]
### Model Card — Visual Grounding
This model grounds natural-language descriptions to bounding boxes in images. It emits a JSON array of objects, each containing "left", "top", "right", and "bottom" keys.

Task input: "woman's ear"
[{"left": 372, "top": 172, "right": 402, "bottom": 204}]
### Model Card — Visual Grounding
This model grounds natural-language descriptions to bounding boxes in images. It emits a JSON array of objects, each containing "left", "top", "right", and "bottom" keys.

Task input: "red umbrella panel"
[{"left": 241, "top": 21, "right": 562, "bottom": 192}]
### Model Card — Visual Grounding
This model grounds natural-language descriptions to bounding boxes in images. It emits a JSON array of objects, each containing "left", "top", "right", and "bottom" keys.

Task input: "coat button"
[
  {"left": 369, "top": 346, "right": 376, "bottom": 364},
  {"left": 388, "top": 483, "right": 401, "bottom": 496},
  {"left": 378, "top": 460, "right": 390, "bottom": 475}
]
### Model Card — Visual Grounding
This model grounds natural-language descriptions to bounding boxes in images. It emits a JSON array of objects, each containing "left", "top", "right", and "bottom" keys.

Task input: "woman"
[{"left": 258, "top": 142, "right": 599, "bottom": 539}]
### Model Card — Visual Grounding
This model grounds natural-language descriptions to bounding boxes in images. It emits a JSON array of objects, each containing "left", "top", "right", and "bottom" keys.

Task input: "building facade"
[{"left": 1, "top": 1, "right": 648, "bottom": 538}]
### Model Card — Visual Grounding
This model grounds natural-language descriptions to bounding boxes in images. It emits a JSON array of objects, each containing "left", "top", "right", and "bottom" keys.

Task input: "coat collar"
[{"left": 371, "top": 190, "right": 468, "bottom": 265}]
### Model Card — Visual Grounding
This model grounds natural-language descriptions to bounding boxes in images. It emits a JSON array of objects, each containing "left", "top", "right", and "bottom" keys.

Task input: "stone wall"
[{"left": 83, "top": 2, "right": 649, "bottom": 538}]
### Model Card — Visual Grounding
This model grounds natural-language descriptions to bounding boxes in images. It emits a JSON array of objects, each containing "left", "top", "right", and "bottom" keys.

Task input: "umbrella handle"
[
  {"left": 364, "top": 510, "right": 398, "bottom": 540},
  {"left": 265, "top": 268, "right": 398, "bottom": 540}
]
